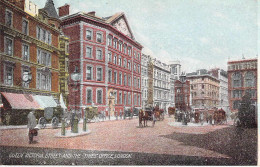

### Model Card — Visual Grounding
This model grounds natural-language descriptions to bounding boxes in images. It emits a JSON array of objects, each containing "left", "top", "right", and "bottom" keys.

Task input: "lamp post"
[{"left": 70, "top": 68, "right": 81, "bottom": 133}]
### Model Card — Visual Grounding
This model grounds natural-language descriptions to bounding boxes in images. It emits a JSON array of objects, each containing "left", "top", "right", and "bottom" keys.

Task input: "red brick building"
[
  {"left": 174, "top": 79, "right": 190, "bottom": 111},
  {"left": 0, "top": 0, "right": 64, "bottom": 124},
  {"left": 59, "top": 5, "right": 142, "bottom": 117},
  {"left": 227, "top": 58, "right": 257, "bottom": 112}
]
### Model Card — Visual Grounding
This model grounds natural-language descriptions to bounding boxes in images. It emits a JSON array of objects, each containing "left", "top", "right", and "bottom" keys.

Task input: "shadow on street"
[{"left": 159, "top": 125, "right": 257, "bottom": 165}]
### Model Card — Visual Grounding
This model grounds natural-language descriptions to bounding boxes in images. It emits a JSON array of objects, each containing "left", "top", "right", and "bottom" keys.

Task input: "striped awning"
[
  {"left": 33, "top": 95, "right": 57, "bottom": 110},
  {"left": 1, "top": 92, "right": 40, "bottom": 110}
]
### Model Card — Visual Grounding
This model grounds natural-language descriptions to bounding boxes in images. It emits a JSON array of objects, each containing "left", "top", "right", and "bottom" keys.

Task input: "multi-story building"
[
  {"left": 174, "top": 75, "right": 190, "bottom": 111},
  {"left": 209, "top": 68, "right": 229, "bottom": 114},
  {"left": 227, "top": 58, "right": 257, "bottom": 113},
  {"left": 59, "top": 5, "right": 143, "bottom": 117},
  {"left": 0, "top": 0, "right": 65, "bottom": 124},
  {"left": 152, "top": 58, "right": 171, "bottom": 112},
  {"left": 187, "top": 69, "right": 220, "bottom": 109},
  {"left": 141, "top": 54, "right": 151, "bottom": 109},
  {"left": 169, "top": 60, "right": 182, "bottom": 107}
]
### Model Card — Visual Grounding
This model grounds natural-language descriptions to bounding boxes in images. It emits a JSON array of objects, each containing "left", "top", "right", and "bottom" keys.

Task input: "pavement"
[{"left": 0, "top": 117, "right": 257, "bottom": 165}]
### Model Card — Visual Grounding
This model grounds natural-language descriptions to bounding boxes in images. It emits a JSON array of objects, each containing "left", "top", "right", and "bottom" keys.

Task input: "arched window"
[
  {"left": 232, "top": 72, "right": 242, "bottom": 88},
  {"left": 244, "top": 72, "right": 255, "bottom": 87}
]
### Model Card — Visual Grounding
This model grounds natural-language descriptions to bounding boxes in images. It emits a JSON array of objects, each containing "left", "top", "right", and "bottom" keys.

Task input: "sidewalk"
[{"left": 0, "top": 115, "right": 138, "bottom": 130}]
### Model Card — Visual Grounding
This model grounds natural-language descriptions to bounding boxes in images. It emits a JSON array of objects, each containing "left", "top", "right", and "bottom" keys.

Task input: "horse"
[{"left": 139, "top": 110, "right": 144, "bottom": 127}]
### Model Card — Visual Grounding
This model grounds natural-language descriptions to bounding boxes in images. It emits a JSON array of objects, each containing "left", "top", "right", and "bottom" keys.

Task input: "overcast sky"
[{"left": 34, "top": 0, "right": 258, "bottom": 73}]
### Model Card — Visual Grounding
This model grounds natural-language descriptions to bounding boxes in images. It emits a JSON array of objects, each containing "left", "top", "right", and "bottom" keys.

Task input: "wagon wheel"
[
  {"left": 38, "top": 117, "right": 47, "bottom": 129},
  {"left": 51, "top": 117, "right": 59, "bottom": 128}
]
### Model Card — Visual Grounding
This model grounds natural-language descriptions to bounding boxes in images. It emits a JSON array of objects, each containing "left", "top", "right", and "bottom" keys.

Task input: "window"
[
  {"left": 113, "top": 55, "right": 117, "bottom": 64},
  {"left": 22, "top": 19, "right": 29, "bottom": 35},
  {"left": 138, "top": 53, "right": 140, "bottom": 60},
  {"left": 138, "top": 65, "right": 140, "bottom": 73},
  {"left": 36, "top": 70, "right": 51, "bottom": 91},
  {"left": 119, "top": 92, "right": 122, "bottom": 104},
  {"left": 113, "top": 39, "right": 117, "bottom": 49},
  {"left": 244, "top": 72, "right": 255, "bottom": 87},
  {"left": 124, "top": 59, "right": 127, "bottom": 68},
  {"left": 119, "top": 73, "right": 122, "bottom": 85},
  {"left": 124, "top": 92, "right": 127, "bottom": 105},
  {"left": 232, "top": 72, "right": 242, "bottom": 88},
  {"left": 108, "top": 52, "right": 112, "bottom": 62},
  {"left": 108, "top": 35, "right": 112, "bottom": 46},
  {"left": 134, "top": 64, "right": 136, "bottom": 71},
  {"left": 97, "top": 67, "right": 102, "bottom": 81},
  {"left": 128, "top": 61, "right": 131, "bottom": 70},
  {"left": 245, "top": 89, "right": 256, "bottom": 98},
  {"left": 97, "top": 89, "right": 103, "bottom": 104},
  {"left": 86, "top": 30, "right": 92, "bottom": 40},
  {"left": 124, "top": 74, "right": 127, "bottom": 86},
  {"left": 134, "top": 94, "right": 137, "bottom": 105},
  {"left": 119, "top": 42, "right": 122, "bottom": 52},
  {"left": 114, "top": 91, "right": 117, "bottom": 104},
  {"left": 128, "top": 47, "right": 131, "bottom": 55},
  {"left": 86, "top": 47, "right": 92, "bottom": 58},
  {"left": 86, "top": 66, "right": 93, "bottom": 80},
  {"left": 87, "top": 89, "right": 93, "bottom": 104},
  {"left": 124, "top": 44, "right": 127, "bottom": 54},
  {"left": 36, "top": 26, "right": 52, "bottom": 44},
  {"left": 138, "top": 94, "right": 140, "bottom": 105},
  {"left": 5, "top": 9, "right": 12, "bottom": 27},
  {"left": 114, "top": 71, "right": 117, "bottom": 84},
  {"left": 108, "top": 69, "right": 112, "bottom": 83},
  {"left": 22, "top": 44, "right": 30, "bottom": 61},
  {"left": 128, "top": 93, "right": 131, "bottom": 105},
  {"left": 5, "top": 37, "right": 13, "bottom": 56},
  {"left": 232, "top": 90, "right": 242, "bottom": 98},
  {"left": 96, "top": 49, "right": 102, "bottom": 60},
  {"left": 138, "top": 78, "right": 140, "bottom": 88},
  {"left": 4, "top": 64, "right": 14, "bottom": 86},
  {"left": 37, "top": 49, "right": 51, "bottom": 66},
  {"left": 202, "top": 84, "right": 204, "bottom": 89},
  {"left": 233, "top": 100, "right": 240, "bottom": 110},
  {"left": 96, "top": 33, "right": 102, "bottom": 43},
  {"left": 128, "top": 75, "right": 131, "bottom": 86},
  {"left": 118, "top": 56, "right": 122, "bottom": 66}
]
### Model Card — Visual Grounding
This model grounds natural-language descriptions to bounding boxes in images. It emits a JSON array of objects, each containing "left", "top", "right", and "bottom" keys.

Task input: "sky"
[{"left": 33, "top": 0, "right": 258, "bottom": 73}]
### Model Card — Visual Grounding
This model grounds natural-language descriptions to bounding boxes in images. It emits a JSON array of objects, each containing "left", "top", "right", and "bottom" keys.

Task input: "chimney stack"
[{"left": 58, "top": 3, "right": 70, "bottom": 17}]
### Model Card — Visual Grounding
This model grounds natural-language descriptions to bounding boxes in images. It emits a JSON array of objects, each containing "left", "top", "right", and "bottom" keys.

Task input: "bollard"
[
  {"left": 83, "top": 117, "right": 87, "bottom": 132},
  {"left": 72, "top": 117, "right": 78, "bottom": 133},
  {"left": 61, "top": 118, "right": 66, "bottom": 136}
]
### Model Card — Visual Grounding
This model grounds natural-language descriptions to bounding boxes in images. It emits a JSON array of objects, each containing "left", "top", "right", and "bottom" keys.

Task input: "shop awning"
[
  {"left": 1, "top": 92, "right": 40, "bottom": 110},
  {"left": 33, "top": 95, "right": 57, "bottom": 109}
]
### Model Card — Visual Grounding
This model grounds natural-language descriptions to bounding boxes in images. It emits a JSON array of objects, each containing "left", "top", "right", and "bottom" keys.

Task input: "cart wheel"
[
  {"left": 38, "top": 117, "right": 47, "bottom": 129},
  {"left": 51, "top": 117, "right": 59, "bottom": 128}
]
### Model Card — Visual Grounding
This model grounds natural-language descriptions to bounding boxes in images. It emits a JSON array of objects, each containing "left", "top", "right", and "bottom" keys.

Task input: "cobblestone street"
[{"left": 0, "top": 117, "right": 257, "bottom": 165}]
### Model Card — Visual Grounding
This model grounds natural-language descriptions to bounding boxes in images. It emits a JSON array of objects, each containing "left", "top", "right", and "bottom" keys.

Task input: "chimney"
[
  {"left": 88, "top": 11, "right": 96, "bottom": 16},
  {"left": 58, "top": 4, "right": 70, "bottom": 17}
]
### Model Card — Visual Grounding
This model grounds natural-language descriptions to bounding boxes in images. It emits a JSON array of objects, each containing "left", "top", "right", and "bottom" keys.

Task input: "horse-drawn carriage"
[{"left": 213, "top": 108, "right": 227, "bottom": 125}]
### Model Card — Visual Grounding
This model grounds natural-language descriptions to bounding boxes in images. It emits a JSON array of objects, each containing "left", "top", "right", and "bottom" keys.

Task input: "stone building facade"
[
  {"left": 59, "top": 5, "right": 142, "bottom": 116},
  {"left": 141, "top": 54, "right": 151, "bottom": 109},
  {"left": 0, "top": 0, "right": 67, "bottom": 124},
  {"left": 152, "top": 58, "right": 171, "bottom": 112},
  {"left": 187, "top": 69, "right": 220, "bottom": 109},
  {"left": 227, "top": 58, "right": 257, "bottom": 113}
]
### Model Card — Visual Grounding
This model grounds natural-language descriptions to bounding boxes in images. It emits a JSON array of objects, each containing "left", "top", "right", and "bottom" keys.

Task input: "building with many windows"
[
  {"left": 174, "top": 76, "right": 190, "bottom": 111},
  {"left": 152, "top": 58, "right": 171, "bottom": 112},
  {"left": 0, "top": 0, "right": 67, "bottom": 125},
  {"left": 227, "top": 58, "right": 257, "bottom": 113},
  {"left": 141, "top": 54, "right": 151, "bottom": 109},
  {"left": 59, "top": 5, "right": 142, "bottom": 117},
  {"left": 187, "top": 69, "right": 220, "bottom": 109},
  {"left": 209, "top": 68, "right": 229, "bottom": 114}
]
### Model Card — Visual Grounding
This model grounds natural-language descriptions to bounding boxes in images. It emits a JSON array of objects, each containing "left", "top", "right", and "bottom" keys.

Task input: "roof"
[
  {"left": 42, "top": 0, "right": 59, "bottom": 19},
  {"left": 1, "top": 92, "right": 40, "bottom": 110}
]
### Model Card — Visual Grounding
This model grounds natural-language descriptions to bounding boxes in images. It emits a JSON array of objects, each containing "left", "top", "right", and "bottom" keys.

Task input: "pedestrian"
[
  {"left": 119, "top": 110, "right": 122, "bottom": 119},
  {"left": 27, "top": 110, "right": 37, "bottom": 144},
  {"left": 152, "top": 111, "right": 156, "bottom": 127},
  {"left": 200, "top": 112, "right": 204, "bottom": 125}
]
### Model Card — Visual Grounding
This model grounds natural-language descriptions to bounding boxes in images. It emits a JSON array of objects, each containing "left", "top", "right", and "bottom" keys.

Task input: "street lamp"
[{"left": 70, "top": 68, "right": 81, "bottom": 113}]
